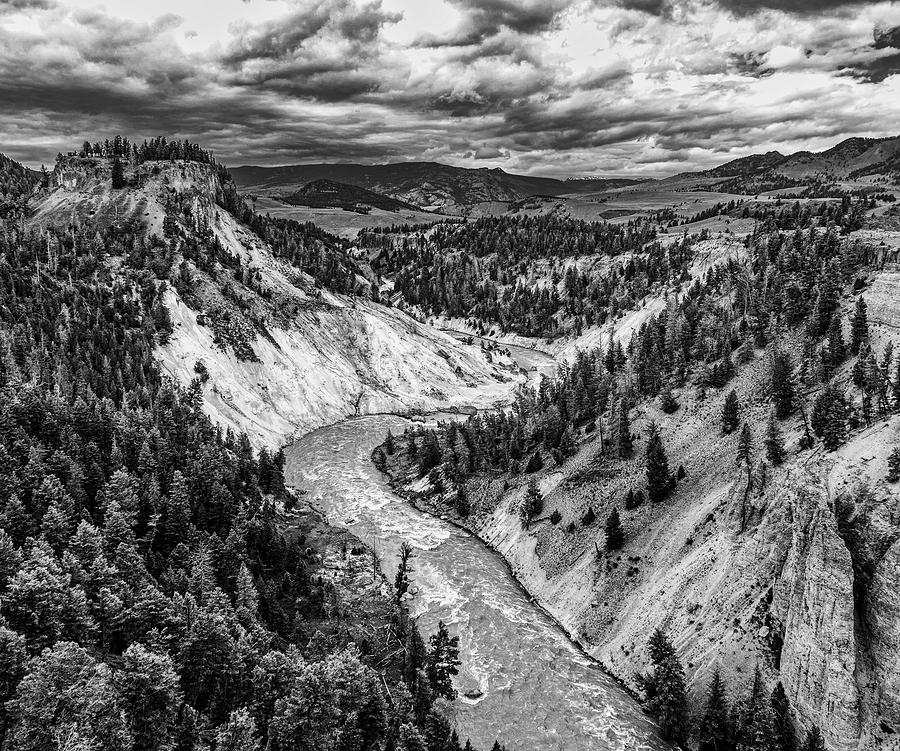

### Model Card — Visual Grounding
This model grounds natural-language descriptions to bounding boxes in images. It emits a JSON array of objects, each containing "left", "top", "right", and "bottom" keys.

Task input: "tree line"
[
  {"left": 370, "top": 215, "right": 699, "bottom": 338},
  {"left": 78, "top": 136, "right": 222, "bottom": 169},
  {"left": 642, "top": 629, "right": 825, "bottom": 751}
]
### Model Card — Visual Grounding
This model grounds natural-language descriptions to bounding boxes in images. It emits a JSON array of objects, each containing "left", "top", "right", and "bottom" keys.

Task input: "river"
[{"left": 284, "top": 412, "right": 669, "bottom": 751}]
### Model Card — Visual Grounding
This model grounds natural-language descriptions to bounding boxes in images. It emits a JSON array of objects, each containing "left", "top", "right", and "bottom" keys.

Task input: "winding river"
[{"left": 284, "top": 405, "right": 669, "bottom": 750}]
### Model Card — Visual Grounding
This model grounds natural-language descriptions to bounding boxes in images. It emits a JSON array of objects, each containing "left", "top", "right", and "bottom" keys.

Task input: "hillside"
[
  {"left": 232, "top": 161, "right": 642, "bottom": 211},
  {"left": 678, "top": 136, "right": 900, "bottom": 194},
  {"left": 31, "top": 152, "right": 524, "bottom": 448},
  {"left": 375, "top": 190, "right": 900, "bottom": 750},
  {"left": 278, "top": 178, "right": 421, "bottom": 212},
  {"left": 0, "top": 141, "right": 504, "bottom": 751},
  {"left": 0, "top": 152, "right": 40, "bottom": 219}
]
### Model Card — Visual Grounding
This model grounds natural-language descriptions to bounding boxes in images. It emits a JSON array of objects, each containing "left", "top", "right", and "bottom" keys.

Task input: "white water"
[{"left": 284, "top": 413, "right": 669, "bottom": 751}]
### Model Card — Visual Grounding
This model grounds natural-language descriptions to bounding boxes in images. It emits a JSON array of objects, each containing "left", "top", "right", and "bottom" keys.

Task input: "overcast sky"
[{"left": 2, "top": 0, "right": 899, "bottom": 176}]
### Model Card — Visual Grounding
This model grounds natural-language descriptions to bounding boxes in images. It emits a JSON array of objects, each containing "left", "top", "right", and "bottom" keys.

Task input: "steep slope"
[
  {"left": 0, "top": 146, "right": 499, "bottom": 751},
  {"left": 379, "top": 203, "right": 900, "bottom": 750},
  {"left": 31, "top": 155, "right": 523, "bottom": 448}
]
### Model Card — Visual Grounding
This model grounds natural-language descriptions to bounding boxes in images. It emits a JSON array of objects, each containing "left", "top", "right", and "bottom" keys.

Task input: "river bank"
[
  {"left": 378, "top": 452, "right": 653, "bottom": 712},
  {"left": 284, "top": 414, "right": 668, "bottom": 751}
]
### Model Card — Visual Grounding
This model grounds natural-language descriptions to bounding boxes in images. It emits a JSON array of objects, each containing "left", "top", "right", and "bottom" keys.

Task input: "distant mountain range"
[
  {"left": 231, "top": 161, "right": 644, "bottom": 210},
  {"left": 232, "top": 135, "right": 900, "bottom": 210},
  {"left": 704, "top": 135, "right": 900, "bottom": 181},
  {"left": 277, "top": 178, "right": 420, "bottom": 213}
]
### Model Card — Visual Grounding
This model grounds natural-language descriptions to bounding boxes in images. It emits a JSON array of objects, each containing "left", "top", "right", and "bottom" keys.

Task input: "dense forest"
[
  {"left": 364, "top": 202, "right": 873, "bottom": 340},
  {"left": 0, "top": 151, "right": 495, "bottom": 751},
  {"left": 366, "top": 214, "right": 676, "bottom": 338},
  {"left": 245, "top": 213, "right": 361, "bottom": 295},
  {"left": 389, "top": 196, "right": 888, "bottom": 511},
  {"left": 0, "top": 154, "right": 37, "bottom": 223}
]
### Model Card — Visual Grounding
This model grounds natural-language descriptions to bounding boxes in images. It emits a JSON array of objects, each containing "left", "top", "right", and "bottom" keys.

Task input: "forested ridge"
[
  {"left": 378, "top": 192, "right": 895, "bottom": 750},
  {"left": 0, "top": 149, "right": 495, "bottom": 751},
  {"left": 365, "top": 214, "right": 675, "bottom": 338},
  {"left": 0, "top": 154, "right": 37, "bottom": 223},
  {"left": 51, "top": 139, "right": 367, "bottom": 364}
]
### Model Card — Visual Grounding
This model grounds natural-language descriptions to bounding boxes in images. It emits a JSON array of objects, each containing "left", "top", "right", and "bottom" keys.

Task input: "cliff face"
[
  {"left": 424, "top": 314, "right": 900, "bottom": 750},
  {"left": 869, "top": 538, "right": 900, "bottom": 732},
  {"left": 34, "top": 156, "right": 230, "bottom": 236},
  {"left": 768, "top": 475, "right": 860, "bottom": 748},
  {"left": 29, "top": 157, "right": 526, "bottom": 448}
]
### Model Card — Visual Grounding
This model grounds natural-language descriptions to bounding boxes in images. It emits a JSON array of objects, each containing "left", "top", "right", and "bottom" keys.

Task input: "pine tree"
[
  {"left": 520, "top": 478, "right": 543, "bottom": 528},
  {"left": 642, "top": 628, "right": 689, "bottom": 745},
  {"left": 823, "top": 313, "right": 846, "bottom": 373},
  {"left": 556, "top": 426, "right": 576, "bottom": 460},
  {"left": 423, "top": 712, "right": 454, "bottom": 751},
  {"left": 646, "top": 423, "right": 672, "bottom": 503},
  {"left": 850, "top": 296, "right": 869, "bottom": 356},
  {"left": 770, "top": 350, "right": 796, "bottom": 419},
  {"left": 117, "top": 644, "right": 181, "bottom": 751},
  {"left": 696, "top": 668, "right": 730, "bottom": 751},
  {"left": 614, "top": 397, "right": 633, "bottom": 459},
  {"left": 801, "top": 726, "right": 825, "bottom": 751},
  {"left": 605, "top": 508, "right": 625, "bottom": 551},
  {"left": 111, "top": 157, "right": 126, "bottom": 189},
  {"left": 852, "top": 342, "right": 878, "bottom": 395},
  {"left": 420, "top": 432, "right": 441, "bottom": 471},
  {"left": 235, "top": 563, "right": 259, "bottom": 620},
  {"left": 395, "top": 542, "right": 414, "bottom": 605},
  {"left": 811, "top": 384, "right": 848, "bottom": 451},
  {"left": 162, "top": 470, "right": 191, "bottom": 550},
  {"left": 215, "top": 708, "right": 261, "bottom": 751},
  {"left": 770, "top": 682, "right": 796, "bottom": 751},
  {"left": 734, "top": 667, "right": 776, "bottom": 751},
  {"left": 426, "top": 621, "right": 460, "bottom": 700},
  {"left": 722, "top": 390, "right": 740, "bottom": 435},
  {"left": 525, "top": 452, "right": 543, "bottom": 473},
  {"left": 384, "top": 429, "right": 395, "bottom": 455},
  {"left": 454, "top": 485, "right": 470, "bottom": 517},
  {"left": 736, "top": 422, "right": 753, "bottom": 468},
  {"left": 888, "top": 446, "right": 900, "bottom": 483},
  {"left": 624, "top": 489, "right": 639, "bottom": 509},
  {"left": 660, "top": 386, "right": 679, "bottom": 414},
  {"left": 765, "top": 411, "right": 786, "bottom": 466},
  {"left": 895, "top": 353, "right": 900, "bottom": 410}
]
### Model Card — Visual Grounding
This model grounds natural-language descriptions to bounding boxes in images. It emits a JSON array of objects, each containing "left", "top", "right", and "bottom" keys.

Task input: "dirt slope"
[{"left": 31, "top": 157, "right": 525, "bottom": 448}]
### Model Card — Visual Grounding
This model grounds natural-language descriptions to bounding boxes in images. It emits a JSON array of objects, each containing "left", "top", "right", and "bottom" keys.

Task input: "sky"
[{"left": 1, "top": 0, "right": 900, "bottom": 177}]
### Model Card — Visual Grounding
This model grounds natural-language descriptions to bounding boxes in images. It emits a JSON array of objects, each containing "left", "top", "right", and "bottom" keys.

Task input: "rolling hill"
[
  {"left": 232, "top": 161, "right": 644, "bottom": 210},
  {"left": 706, "top": 135, "right": 900, "bottom": 181},
  {"left": 277, "top": 178, "right": 422, "bottom": 212}
]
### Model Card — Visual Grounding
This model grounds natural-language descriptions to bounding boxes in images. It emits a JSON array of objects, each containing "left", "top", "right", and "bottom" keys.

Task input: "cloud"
[
  {"left": 713, "top": 0, "right": 878, "bottom": 15},
  {"left": 0, "top": 0, "right": 56, "bottom": 11},
  {"left": 0, "top": 0, "right": 898, "bottom": 177},
  {"left": 467, "top": 145, "right": 511, "bottom": 159},
  {"left": 609, "top": 0, "right": 673, "bottom": 17},
  {"left": 415, "top": 0, "right": 570, "bottom": 47}
]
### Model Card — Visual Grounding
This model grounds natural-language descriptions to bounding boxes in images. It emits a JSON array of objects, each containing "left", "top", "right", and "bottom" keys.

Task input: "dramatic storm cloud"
[{"left": 1, "top": 0, "right": 899, "bottom": 175}]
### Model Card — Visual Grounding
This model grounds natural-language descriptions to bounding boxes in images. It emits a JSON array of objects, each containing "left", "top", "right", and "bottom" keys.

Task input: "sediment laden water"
[{"left": 285, "top": 412, "right": 669, "bottom": 751}]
